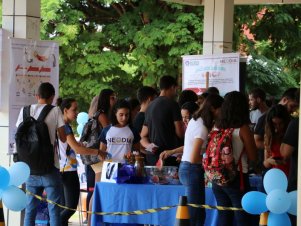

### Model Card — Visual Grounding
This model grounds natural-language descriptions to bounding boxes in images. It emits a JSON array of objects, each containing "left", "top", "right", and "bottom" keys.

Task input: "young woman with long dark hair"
[
  {"left": 212, "top": 91, "right": 257, "bottom": 226},
  {"left": 56, "top": 98, "right": 107, "bottom": 226},
  {"left": 99, "top": 99, "right": 140, "bottom": 163},
  {"left": 90, "top": 89, "right": 117, "bottom": 179},
  {"left": 263, "top": 104, "right": 291, "bottom": 176},
  {"left": 178, "top": 94, "right": 224, "bottom": 226}
]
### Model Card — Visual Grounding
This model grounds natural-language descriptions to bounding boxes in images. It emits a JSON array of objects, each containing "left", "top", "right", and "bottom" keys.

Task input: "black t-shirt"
[
  {"left": 254, "top": 113, "right": 267, "bottom": 137},
  {"left": 282, "top": 118, "right": 299, "bottom": 191},
  {"left": 144, "top": 96, "right": 182, "bottom": 165},
  {"left": 133, "top": 112, "right": 145, "bottom": 134}
]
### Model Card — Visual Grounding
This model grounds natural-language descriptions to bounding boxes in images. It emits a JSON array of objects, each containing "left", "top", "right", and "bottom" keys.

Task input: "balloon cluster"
[
  {"left": 0, "top": 162, "right": 30, "bottom": 211},
  {"left": 242, "top": 169, "right": 296, "bottom": 226},
  {"left": 76, "top": 112, "right": 89, "bottom": 135}
]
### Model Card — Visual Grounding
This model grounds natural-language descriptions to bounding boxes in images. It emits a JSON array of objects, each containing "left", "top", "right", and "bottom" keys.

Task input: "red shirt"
[{"left": 270, "top": 141, "right": 290, "bottom": 176}]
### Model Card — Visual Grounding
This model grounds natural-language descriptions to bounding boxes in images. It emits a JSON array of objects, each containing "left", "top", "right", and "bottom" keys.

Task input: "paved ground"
[
  {"left": 68, "top": 191, "right": 88, "bottom": 226},
  {"left": 69, "top": 212, "right": 87, "bottom": 226}
]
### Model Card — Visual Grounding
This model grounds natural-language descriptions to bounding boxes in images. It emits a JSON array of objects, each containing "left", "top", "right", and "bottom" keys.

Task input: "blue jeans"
[
  {"left": 212, "top": 173, "right": 251, "bottom": 226},
  {"left": 179, "top": 161, "right": 205, "bottom": 226},
  {"left": 24, "top": 168, "right": 62, "bottom": 226}
]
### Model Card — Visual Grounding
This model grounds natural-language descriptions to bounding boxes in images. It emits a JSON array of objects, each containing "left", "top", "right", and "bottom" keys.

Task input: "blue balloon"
[
  {"left": 263, "top": 169, "right": 288, "bottom": 194},
  {"left": 288, "top": 191, "right": 297, "bottom": 216},
  {"left": 76, "top": 112, "right": 89, "bottom": 125},
  {"left": 0, "top": 166, "right": 10, "bottom": 190},
  {"left": 77, "top": 124, "right": 84, "bottom": 135},
  {"left": 0, "top": 189, "right": 3, "bottom": 199},
  {"left": 2, "top": 186, "right": 26, "bottom": 211},
  {"left": 266, "top": 189, "right": 291, "bottom": 214},
  {"left": 8, "top": 162, "right": 30, "bottom": 186},
  {"left": 242, "top": 191, "right": 268, "bottom": 214},
  {"left": 268, "top": 213, "right": 291, "bottom": 226}
]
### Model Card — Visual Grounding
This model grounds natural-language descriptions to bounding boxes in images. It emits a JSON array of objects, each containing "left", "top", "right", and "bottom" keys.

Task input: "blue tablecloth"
[{"left": 92, "top": 183, "right": 218, "bottom": 226}]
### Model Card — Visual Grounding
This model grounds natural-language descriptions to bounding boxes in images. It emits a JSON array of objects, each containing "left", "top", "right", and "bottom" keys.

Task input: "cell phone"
[
  {"left": 272, "top": 157, "right": 283, "bottom": 164},
  {"left": 272, "top": 157, "right": 282, "bottom": 161}
]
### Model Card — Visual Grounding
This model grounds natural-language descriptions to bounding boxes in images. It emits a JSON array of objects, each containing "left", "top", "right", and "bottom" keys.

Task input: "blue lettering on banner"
[{"left": 185, "top": 60, "right": 199, "bottom": 66}]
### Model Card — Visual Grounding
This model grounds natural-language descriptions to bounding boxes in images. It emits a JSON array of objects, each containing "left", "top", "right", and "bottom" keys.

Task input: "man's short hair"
[
  {"left": 282, "top": 88, "right": 299, "bottom": 101},
  {"left": 137, "top": 86, "right": 157, "bottom": 103},
  {"left": 159, "top": 76, "right": 177, "bottom": 90},
  {"left": 38, "top": 82, "right": 55, "bottom": 99},
  {"left": 249, "top": 88, "right": 266, "bottom": 101},
  {"left": 206, "top": 87, "right": 220, "bottom": 95}
]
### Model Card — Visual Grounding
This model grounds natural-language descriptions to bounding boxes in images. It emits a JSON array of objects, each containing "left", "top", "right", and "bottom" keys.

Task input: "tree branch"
[
  {"left": 112, "top": 3, "right": 123, "bottom": 17},
  {"left": 86, "top": 0, "right": 116, "bottom": 17}
]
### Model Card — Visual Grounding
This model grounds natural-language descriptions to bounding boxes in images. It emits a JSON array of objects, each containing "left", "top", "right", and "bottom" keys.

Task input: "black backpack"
[
  {"left": 79, "top": 110, "right": 103, "bottom": 165},
  {"left": 15, "top": 104, "right": 55, "bottom": 175}
]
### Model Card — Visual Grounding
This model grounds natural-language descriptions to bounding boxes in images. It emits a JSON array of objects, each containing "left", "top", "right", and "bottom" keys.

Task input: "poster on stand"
[
  {"left": 182, "top": 53, "right": 240, "bottom": 96},
  {"left": 8, "top": 38, "right": 59, "bottom": 154}
]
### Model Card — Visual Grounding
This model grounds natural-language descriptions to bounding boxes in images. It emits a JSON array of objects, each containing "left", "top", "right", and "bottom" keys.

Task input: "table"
[{"left": 92, "top": 183, "right": 218, "bottom": 226}]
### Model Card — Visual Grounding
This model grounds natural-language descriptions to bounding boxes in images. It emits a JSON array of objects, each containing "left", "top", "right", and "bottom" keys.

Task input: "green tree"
[
  {"left": 1, "top": 1, "right": 299, "bottom": 106},
  {"left": 40, "top": 0, "right": 204, "bottom": 110},
  {"left": 234, "top": 5, "right": 300, "bottom": 96}
]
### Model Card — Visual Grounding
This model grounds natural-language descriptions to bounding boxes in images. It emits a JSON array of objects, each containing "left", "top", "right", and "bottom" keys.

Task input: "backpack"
[
  {"left": 202, "top": 128, "right": 244, "bottom": 187},
  {"left": 15, "top": 105, "right": 55, "bottom": 175},
  {"left": 79, "top": 110, "right": 103, "bottom": 165}
]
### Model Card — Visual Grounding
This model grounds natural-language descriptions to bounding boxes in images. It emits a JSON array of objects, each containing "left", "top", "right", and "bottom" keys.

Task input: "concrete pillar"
[
  {"left": 203, "top": 0, "right": 234, "bottom": 54},
  {"left": 1, "top": 1, "right": 41, "bottom": 226},
  {"left": 2, "top": 0, "right": 41, "bottom": 39}
]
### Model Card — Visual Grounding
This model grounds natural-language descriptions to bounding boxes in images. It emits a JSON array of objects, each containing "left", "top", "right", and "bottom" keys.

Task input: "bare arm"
[
  {"left": 67, "top": 134, "right": 107, "bottom": 159},
  {"left": 98, "top": 113, "right": 110, "bottom": 128},
  {"left": 160, "top": 146, "right": 184, "bottom": 160},
  {"left": 99, "top": 142, "right": 107, "bottom": 152},
  {"left": 254, "top": 134, "right": 264, "bottom": 150},
  {"left": 263, "top": 147, "right": 276, "bottom": 168},
  {"left": 240, "top": 124, "right": 257, "bottom": 161},
  {"left": 174, "top": 121, "right": 184, "bottom": 139},
  {"left": 280, "top": 143, "right": 294, "bottom": 160},
  {"left": 140, "top": 125, "right": 151, "bottom": 148},
  {"left": 57, "top": 126, "right": 66, "bottom": 143}
]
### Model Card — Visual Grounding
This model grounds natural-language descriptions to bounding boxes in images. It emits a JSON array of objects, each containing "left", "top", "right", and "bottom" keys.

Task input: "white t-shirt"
[
  {"left": 59, "top": 124, "right": 78, "bottom": 172},
  {"left": 16, "top": 104, "right": 65, "bottom": 169},
  {"left": 182, "top": 117, "right": 208, "bottom": 162},
  {"left": 232, "top": 128, "right": 248, "bottom": 173},
  {"left": 250, "top": 109, "right": 263, "bottom": 125},
  {"left": 100, "top": 125, "right": 140, "bottom": 163}
]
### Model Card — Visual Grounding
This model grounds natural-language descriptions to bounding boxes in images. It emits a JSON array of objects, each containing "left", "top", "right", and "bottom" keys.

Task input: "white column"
[
  {"left": 2, "top": 0, "right": 41, "bottom": 39},
  {"left": 1, "top": 1, "right": 41, "bottom": 226},
  {"left": 203, "top": 0, "right": 234, "bottom": 54}
]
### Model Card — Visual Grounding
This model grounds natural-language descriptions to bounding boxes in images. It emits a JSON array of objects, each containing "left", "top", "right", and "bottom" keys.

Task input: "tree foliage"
[
  {"left": 39, "top": 0, "right": 203, "bottom": 110},
  {"left": 233, "top": 5, "right": 300, "bottom": 96},
  {"left": 0, "top": 1, "right": 300, "bottom": 108}
]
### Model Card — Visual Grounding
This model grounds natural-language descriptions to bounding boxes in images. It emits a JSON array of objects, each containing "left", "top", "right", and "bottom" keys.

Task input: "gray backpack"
[{"left": 79, "top": 110, "right": 103, "bottom": 165}]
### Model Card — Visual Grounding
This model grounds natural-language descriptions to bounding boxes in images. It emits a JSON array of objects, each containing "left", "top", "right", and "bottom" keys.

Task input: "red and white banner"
[{"left": 8, "top": 38, "right": 59, "bottom": 154}]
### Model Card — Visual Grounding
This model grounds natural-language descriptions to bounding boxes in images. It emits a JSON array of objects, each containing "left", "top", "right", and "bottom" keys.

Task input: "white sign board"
[
  {"left": 8, "top": 38, "right": 59, "bottom": 154},
  {"left": 182, "top": 53, "right": 240, "bottom": 96}
]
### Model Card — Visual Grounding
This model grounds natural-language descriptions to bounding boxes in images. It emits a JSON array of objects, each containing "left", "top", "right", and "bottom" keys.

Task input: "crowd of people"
[{"left": 16, "top": 79, "right": 299, "bottom": 226}]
